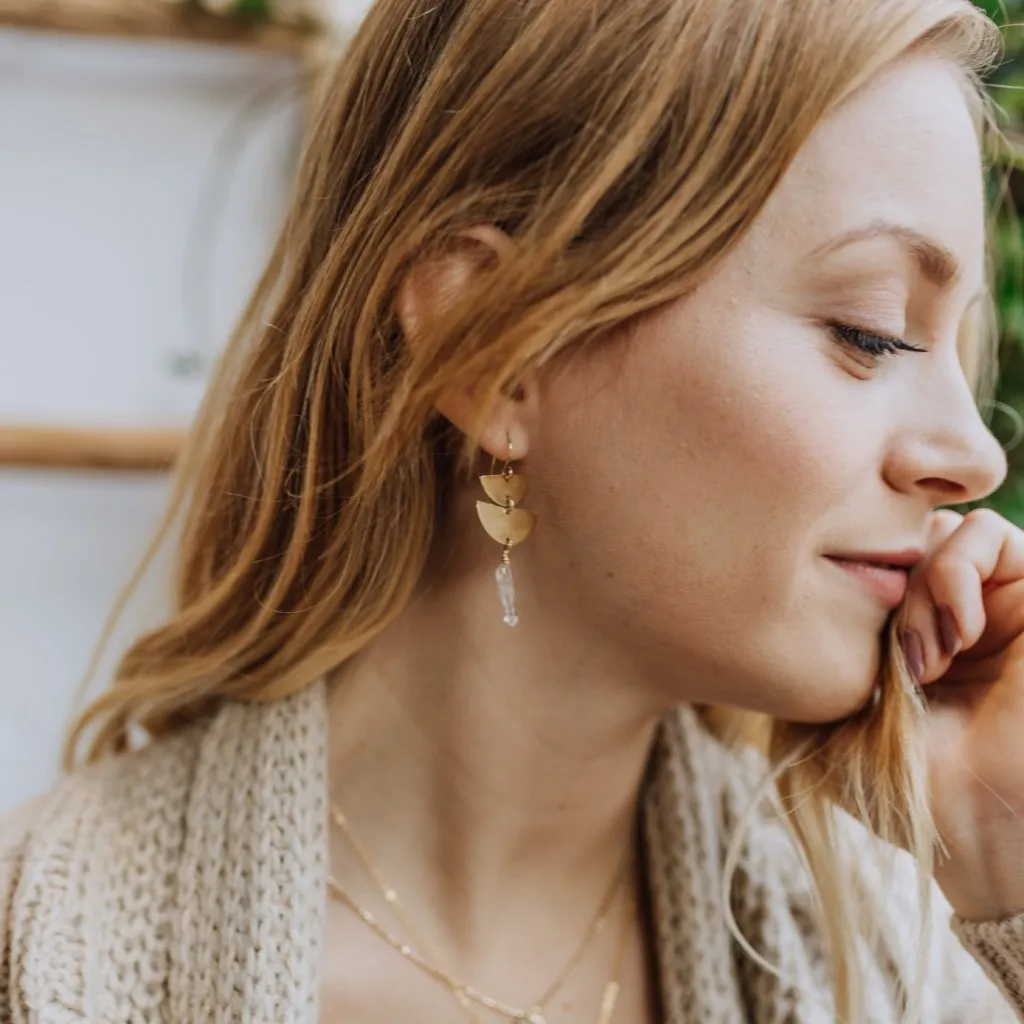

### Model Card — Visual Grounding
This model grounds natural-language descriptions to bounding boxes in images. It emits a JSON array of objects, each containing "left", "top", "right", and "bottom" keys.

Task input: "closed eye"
[{"left": 828, "top": 322, "right": 927, "bottom": 359}]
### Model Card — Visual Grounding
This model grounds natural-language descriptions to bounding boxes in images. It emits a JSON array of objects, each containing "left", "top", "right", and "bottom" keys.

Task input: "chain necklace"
[{"left": 326, "top": 803, "right": 633, "bottom": 1024}]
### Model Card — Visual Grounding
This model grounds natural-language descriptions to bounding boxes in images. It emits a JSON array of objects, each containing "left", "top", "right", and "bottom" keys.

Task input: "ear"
[{"left": 395, "top": 225, "right": 532, "bottom": 462}]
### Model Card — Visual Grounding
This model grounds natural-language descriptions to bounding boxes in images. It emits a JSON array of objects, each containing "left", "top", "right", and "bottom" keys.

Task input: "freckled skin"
[{"left": 523, "top": 57, "right": 1005, "bottom": 723}]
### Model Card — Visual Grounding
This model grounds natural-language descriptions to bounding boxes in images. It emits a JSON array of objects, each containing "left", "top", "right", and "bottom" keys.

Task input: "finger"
[
  {"left": 920, "top": 513, "right": 993, "bottom": 652},
  {"left": 927, "top": 508, "right": 965, "bottom": 547},
  {"left": 966, "top": 574, "right": 1024, "bottom": 659},
  {"left": 902, "top": 509, "right": 1024, "bottom": 684},
  {"left": 895, "top": 511, "right": 965, "bottom": 686}
]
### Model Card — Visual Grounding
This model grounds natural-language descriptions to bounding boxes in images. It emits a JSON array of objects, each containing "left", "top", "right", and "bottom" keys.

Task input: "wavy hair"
[{"left": 65, "top": 1, "right": 1001, "bottom": 1020}]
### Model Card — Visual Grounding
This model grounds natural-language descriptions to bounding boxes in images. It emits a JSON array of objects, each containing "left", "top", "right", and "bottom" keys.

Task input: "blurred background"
[
  {"left": 1, "top": 0, "right": 1022, "bottom": 811},
  {"left": 0, "top": 0, "right": 371, "bottom": 809}
]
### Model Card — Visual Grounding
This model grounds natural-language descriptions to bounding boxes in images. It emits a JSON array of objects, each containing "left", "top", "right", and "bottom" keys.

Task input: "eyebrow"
[{"left": 810, "top": 221, "right": 964, "bottom": 290}]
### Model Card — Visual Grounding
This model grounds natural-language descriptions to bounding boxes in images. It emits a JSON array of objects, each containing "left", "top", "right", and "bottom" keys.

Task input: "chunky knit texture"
[{"left": 0, "top": 680, "right": 1022, "bottom": 1023}]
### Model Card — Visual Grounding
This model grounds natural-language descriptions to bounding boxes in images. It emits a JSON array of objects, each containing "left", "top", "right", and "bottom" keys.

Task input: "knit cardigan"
[{"left": 3, "top": 680, "right": 1024, "bottom": 1023}]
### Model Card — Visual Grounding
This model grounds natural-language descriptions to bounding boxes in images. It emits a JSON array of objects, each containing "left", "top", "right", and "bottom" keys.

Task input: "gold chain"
[
  {"left": 599, "top": 885, "right": 634, "bottom": 1024},
  {"left": 332, "top": 804, "right": 625, "bottom": 1012},
  {"left": 326, "top": 802, "right": 633, "bottom": 1024}
]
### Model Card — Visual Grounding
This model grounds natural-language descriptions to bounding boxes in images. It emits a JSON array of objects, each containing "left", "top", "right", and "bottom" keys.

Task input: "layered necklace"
[{"left": 326, "top": 803, "right": 633, "bottom": 1024}]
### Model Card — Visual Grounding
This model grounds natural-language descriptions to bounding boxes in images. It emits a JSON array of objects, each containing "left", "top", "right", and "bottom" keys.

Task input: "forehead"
[{"left": 746, "top": 56, "right": 986, "bottom": 291}]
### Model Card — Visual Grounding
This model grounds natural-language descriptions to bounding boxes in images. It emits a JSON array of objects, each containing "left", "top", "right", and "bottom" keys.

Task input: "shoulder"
[
  {"left": 0, "top": 793, "right": 48, "bottom": 874},
  {"left": 0, "top": 791, "right": 50, "bottom": 959},
  {"left": 0, "top": 724, "right": 206, "bottom": 1017},
  {"left": 0, "top": 719, "right": 206, "bottom": 891},
  {"left": 0, "top": 686, "right": 327, "bottom": 1019},
  {"left": 1, "top": 720, "right": 205, "bottom": 847},
  {"left": 0, "top": 682, "right": 327, "bottom": 928}
]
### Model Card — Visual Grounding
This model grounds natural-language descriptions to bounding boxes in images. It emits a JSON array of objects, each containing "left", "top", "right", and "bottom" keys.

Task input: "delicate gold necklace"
[{"left": 326, "top": 803, "right": 633, "bottom": 1024}]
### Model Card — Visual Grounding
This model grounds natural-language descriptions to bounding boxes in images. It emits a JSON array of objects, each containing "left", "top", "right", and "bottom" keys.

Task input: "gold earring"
[{"left": 476, "top": 437, "right": 536, "bottom": 627}]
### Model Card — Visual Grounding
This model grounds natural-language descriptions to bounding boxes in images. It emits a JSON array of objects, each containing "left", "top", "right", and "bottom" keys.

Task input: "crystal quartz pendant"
[{"left": 495, "top": 561, "right": 519, "bottom": 627}]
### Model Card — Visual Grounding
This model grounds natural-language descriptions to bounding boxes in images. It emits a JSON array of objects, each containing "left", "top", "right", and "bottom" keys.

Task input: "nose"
[{"left": 883, "top": 373, "right": 1008, "bottom": 508}]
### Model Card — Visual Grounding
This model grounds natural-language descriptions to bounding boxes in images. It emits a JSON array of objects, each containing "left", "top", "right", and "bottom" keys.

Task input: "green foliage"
[
  {"left": 232, "top": 0, "right": 273, "bottom": 17},
  {"left": 188, "top": 0, "right": 273, "bottom": 19},
  {"left": 974, "top": 1, "right": 1024, "bottom": 522},
  {"left": 976, "top": 0, "right": 1014, "bottom": 21}
]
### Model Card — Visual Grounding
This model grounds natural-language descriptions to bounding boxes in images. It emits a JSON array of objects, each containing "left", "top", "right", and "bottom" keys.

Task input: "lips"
[
  {"left": 830, "top": 549, "right": 924, "bottom": 570},
  {"left": 824, "top": 549, "right": 923, "bottom": 610}
]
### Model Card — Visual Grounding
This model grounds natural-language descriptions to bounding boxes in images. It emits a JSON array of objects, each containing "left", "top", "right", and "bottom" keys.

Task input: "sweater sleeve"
[
  {"left": 834, "top": 816, "right": 1023, "bottom": 1022},
  {"left": 0, "top": 795, "right": 48, "bottom": 1023},
  {"left": 950, "top": 912, "right": 1024, "bottom": 1019}
]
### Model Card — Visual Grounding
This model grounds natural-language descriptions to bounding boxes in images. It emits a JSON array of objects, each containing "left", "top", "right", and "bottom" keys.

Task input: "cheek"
[
  {"left": 538, "top": 309, "right": 846, "bottom": 595},
  {"left": 530, "top": 305, "right": 882, "bottom": 715}
]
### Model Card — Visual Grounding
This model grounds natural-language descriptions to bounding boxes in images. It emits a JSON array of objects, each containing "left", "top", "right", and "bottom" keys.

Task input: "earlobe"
[{"left": 435, "top": 389, "right": 530, "bottom": 463}]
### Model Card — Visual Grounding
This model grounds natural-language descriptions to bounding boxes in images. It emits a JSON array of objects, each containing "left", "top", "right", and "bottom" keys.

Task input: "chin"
[
  {"left": 734, "top": 636, "right": 882, "bottom": 725},
  {"left": 782, "top": 660, "right": 881, "bottom": 724},
  {"left": 783, "top": 614, "right": 888, "bottom": 723}
]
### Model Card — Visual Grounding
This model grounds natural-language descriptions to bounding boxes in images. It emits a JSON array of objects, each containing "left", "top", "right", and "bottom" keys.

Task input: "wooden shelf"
[
  {"left": 0, "top": 0, "right": 321, "bottom": 54},
  {"left": 0, "top": 424, "right": 186, "bottom": 473}
]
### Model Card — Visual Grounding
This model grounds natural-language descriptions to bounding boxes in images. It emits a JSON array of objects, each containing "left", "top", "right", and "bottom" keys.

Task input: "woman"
[{"left": 4, "top": 0, "right": 1024, "bottom": 1020}]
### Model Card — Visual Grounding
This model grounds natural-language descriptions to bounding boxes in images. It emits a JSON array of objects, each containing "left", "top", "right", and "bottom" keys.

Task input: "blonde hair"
[{"left": 65, "top": 1, "right": 1001, "bottom": 1020}]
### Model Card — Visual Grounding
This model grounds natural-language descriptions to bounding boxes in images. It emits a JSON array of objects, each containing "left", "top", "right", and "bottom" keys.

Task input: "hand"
[{"left": 898, "top": 507, "right": 1024, "bottom": 923}]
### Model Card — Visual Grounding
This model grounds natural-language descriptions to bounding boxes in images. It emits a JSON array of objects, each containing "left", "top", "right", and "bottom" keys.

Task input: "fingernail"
[
  {"left": 899, "top": 628, "right": 926, "bottom": 683},
  {"left": 938, "top": 605, "right": 962, "bottom": 658}
]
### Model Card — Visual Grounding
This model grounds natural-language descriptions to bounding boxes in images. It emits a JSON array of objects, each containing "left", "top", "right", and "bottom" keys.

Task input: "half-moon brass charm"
[
  {"left": 480, "top": 473, "right": 528, "bottom": 506},
  {"left": 476, "top": 501, "right": 536, "bottom": 547}
]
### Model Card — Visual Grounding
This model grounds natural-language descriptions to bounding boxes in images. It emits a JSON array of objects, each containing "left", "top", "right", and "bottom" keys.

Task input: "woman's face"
[{"left": 527, "top": 56, "right": 1008, "bottom": 723}]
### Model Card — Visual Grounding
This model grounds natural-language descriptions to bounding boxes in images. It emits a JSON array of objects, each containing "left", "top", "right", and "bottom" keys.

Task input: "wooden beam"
[
  {"left": 0, "top": 424, "right": 186, "bottom": 473},
  {"left": 0, "top": 0, "right": 320, "bottom": 54}
]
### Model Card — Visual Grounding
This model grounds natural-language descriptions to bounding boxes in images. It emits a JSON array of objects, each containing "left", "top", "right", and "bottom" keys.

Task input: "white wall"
[
  {"left": 0, "top": 29, "right": 306, "bottom": 811},
  {"left": 324, "top": 0, "right": 374, "bottom": 27}
]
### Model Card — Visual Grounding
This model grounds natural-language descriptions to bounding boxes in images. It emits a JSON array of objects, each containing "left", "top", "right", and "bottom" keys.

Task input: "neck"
[{"left": 325, "top": 527, "right": 670, "bottom": 969}]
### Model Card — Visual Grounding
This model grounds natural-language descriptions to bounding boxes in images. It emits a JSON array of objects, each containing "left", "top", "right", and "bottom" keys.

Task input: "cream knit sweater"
[{"left": 2, "top": 680, "right": 1024, "bottom": 1023}]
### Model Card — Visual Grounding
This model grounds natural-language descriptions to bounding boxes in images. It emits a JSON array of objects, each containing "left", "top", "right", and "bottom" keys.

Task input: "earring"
[{"left": 476, "top": 437, "right": 536, "bottom": 627}]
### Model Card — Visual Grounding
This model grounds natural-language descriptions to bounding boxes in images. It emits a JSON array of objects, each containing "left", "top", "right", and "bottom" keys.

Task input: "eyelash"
[{"left": 828, "top": 322, "right": 927, "bottom": 359}]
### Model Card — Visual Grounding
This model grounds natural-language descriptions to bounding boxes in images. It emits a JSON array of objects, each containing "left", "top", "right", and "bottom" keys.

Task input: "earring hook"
[{"left": 502, "top": 433, "right": 514, "bottom": 479}]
